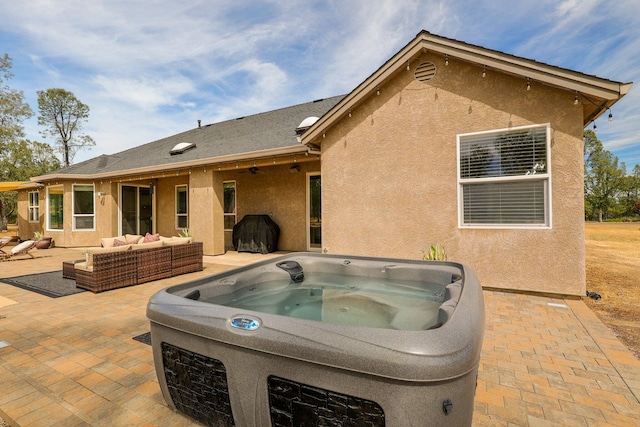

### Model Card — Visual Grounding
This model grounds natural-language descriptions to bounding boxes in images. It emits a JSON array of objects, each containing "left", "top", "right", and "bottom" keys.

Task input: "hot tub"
[{"left": 147, "top": 253, "right": 484, "bottom": 426}]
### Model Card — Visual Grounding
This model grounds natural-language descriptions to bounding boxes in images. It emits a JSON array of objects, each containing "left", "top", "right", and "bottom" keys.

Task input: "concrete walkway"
[{"left": 0, "top": 247, "right": 639, "bottom": 426}]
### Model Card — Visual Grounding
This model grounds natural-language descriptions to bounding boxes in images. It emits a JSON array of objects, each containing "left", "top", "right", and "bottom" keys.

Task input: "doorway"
[
  {"left": 121, "top": 185, "right": 153, "bottom": 235},
  {"left": 307, "top": 173, "right": 321, "bottom": 251}
]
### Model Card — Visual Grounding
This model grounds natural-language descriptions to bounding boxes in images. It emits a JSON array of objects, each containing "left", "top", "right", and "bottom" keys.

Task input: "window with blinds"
[
  {"left": 458, "top": 124, "right": 550, "bottom": 227},
  {"left": 73, "top": 184, "right": 95, "bottom": 230},
  {"left": 223, "top": 181, "right": 236, "bottom": 231},
  {"left": 28, "top": 191, "right": 40, "bottom": 223},
  {"left": 176, "top": 185, "right": 188, "bottom": 229}
]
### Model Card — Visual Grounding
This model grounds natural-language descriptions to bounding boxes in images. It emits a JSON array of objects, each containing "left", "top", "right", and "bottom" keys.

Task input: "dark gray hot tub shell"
[{"left": 147, "top": 252, "right": 485, "bottom": 426}]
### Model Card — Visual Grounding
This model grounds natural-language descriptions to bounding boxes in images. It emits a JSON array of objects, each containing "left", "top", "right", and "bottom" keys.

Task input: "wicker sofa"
[{"left": 74, "top": 236, "right": 203, "bottom": 293}]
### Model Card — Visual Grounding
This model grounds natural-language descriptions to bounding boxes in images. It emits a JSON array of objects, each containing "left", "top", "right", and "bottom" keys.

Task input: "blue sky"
[{"left": 1, "top": 0, "right": 638, "bottom": 168}]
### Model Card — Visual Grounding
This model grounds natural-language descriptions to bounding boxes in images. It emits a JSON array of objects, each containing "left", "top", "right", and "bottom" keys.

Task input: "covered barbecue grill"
[{"left": 232, "top": 215, "right": 280, "bottom": 254}]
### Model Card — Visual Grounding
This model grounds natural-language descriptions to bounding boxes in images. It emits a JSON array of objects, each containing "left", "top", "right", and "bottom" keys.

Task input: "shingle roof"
[{"left": 47, "top": 95, "right": 345, "bottom": 177}]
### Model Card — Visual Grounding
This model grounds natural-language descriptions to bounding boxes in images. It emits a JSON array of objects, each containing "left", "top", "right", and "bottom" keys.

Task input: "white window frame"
[
  {"left": 28, "top": 191, "right": 40, "bottom": 223},
  {"left": 72, "top": 184, "right": 95, "bottom": 231},
  {"left": 46, "top": 185, "right": 64, "bottom": 231},
  {"left": 175, "top": 185, "right": 188, "bottom": 230},
  {"left": 457, "top": 123, "right": 552, "bottom": 229},
  {"left": 223, "top": 181, "right": 236, "bottom": 231}
]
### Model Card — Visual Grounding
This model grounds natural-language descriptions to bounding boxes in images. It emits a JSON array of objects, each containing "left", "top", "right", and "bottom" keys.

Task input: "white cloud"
[
  {"left": 92, "top": 74, "right": 196, "bottom": 111},
  {"left": 1, "top": 0, "right": 638, "bottom": 166}
]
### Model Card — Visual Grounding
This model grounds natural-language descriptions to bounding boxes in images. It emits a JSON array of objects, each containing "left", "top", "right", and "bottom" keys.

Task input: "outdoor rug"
[{"left": 0, "top": 271, "right": 86, "bottom": 298}]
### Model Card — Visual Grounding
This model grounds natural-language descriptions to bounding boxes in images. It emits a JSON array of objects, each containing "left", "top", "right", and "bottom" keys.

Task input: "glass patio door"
[
  {"left": 307, "top": 174, "right": 321, "bottom": 251},
  {"left": 121, "top": 185, "right": 153, "bottom": 235}
]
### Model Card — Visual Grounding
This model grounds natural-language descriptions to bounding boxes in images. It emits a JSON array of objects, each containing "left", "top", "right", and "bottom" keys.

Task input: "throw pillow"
[
  {"left": 113, "top": 239, "right": 128, "bottom": 247},
  {"left": 101, "top": 236, "right": 125, "bottom": 248},
  {"left": 142, "top": 233, "right": 160, "bottom": 243},
  {"left": 125, "top": 234, "right": 142, "bottom": 244}
]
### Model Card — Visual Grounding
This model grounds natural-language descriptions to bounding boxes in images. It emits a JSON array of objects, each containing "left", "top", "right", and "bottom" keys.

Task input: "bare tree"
[{"left": 37, "top": 88, "right": 95, "bottom": 166}]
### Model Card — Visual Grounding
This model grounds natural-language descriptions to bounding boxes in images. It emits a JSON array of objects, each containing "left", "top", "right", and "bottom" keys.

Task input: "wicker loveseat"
[{"left": 74, "top": 235, "right": 203, "bottom": 293}]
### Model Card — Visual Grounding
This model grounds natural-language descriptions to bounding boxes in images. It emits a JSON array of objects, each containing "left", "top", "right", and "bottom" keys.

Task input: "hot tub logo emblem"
[{"left": 230, "top": 317, "right": 261, "bottom": 331}]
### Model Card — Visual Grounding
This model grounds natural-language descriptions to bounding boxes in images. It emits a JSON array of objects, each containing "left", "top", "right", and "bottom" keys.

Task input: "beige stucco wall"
[
  {"left": 17, "top": 181, "right": 119, "bottom": 247},
  {"left": 215, "top": 161, "right": 320, "bottom": 252},
  {"left": 16, "top": 190, "right": 39, "bottom": 241},
  {"left": 15, "top": 159, "right": 316, "bottom": 254},
  {"left": 160, "top": 162, "right": 318, "bottom": 255},
  {"left": 186, "top": 170, "right": 224, "bottom": 255},
  {"left": 145, "top": 162, "right": 320, "bottom": 255},
  {"left": 155, "top": 176, "right": 189, "bottom": 238},
  {"left": 320, "top": 54, "right": 586, "bottom": 296}
]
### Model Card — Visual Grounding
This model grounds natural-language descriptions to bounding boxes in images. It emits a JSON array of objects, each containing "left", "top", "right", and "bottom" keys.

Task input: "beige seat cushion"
[
  {"left": 74, "top": 261, "right": 93, "bottom": 272},
  {"left": 162, "top": 237, "right": 193, "bottom": 246},
  {"left": 133, "top": 240, "right": 164, "bottom": 250},
  {"left": 10, "top": 240, "right": 35, "bottom": 254},
  {"left": 101, "top": 236, "right": 126, "bottom": 248}
]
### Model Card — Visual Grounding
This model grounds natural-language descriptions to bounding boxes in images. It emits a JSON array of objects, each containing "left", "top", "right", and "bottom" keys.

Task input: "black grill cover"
[{"left": 232, "top": 215, "right": 280, "bottom": 254}]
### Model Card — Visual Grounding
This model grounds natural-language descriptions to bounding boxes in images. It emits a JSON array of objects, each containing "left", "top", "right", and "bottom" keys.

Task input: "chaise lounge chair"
[
  {"left": 0, "top": 237, "right": 12, "bottom": 254},
  {"left": 0, "top": 240, "right": 37, "bottom": 260}
]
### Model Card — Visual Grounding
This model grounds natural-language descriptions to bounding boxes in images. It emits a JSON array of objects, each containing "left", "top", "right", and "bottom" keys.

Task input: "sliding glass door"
[{"left": 121, "top": 185, "right": 153, "bottom": 235}]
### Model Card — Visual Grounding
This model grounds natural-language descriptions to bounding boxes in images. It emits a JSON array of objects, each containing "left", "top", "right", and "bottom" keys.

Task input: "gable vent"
[{"left": 414, "top": 62, "right": 436, "bottom": 83}]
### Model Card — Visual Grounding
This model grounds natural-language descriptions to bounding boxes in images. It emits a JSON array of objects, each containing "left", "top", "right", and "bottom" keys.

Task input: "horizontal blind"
[
  {"left": 462, "top": 180, "right": 546, "bottom": 224},
  {"left": 73, "top": 185, "right": 94, "bottom": 215},
  {"left": 460, "top": 126, "right": 547, "bottom": 179}
]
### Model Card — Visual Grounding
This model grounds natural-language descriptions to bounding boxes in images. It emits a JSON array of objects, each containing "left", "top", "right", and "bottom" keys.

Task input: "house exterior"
[{"left": 17, "top": 31, "right": 631, "bottom": 296}]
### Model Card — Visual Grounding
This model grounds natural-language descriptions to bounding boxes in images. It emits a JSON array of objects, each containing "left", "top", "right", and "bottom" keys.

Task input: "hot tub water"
[{"left": 205, "top": 272, "right": 446, "bottom": 330}]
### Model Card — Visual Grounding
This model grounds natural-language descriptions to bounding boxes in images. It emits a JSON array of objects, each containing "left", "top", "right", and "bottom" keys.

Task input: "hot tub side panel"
[{"left": 150, "top": 322, "right": 478, "bottom": 427}]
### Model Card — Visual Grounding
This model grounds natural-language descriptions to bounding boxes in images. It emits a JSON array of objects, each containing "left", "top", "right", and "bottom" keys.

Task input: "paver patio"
[{"left": 1, "top": 247, "right": 639, "bottom": 426}]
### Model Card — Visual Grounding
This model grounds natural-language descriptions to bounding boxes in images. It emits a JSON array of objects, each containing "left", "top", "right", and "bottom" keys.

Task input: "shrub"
[{"left": 423, "top": 243, "right": 447, "bottom": 261}]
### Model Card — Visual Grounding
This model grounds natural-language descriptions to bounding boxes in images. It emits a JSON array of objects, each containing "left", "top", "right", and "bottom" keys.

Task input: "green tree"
[
  {"left": 632, "top": 164, "right": 640, "bottom": 200},
  {"left": 583, "top": 129, "right": 603, "bottom": 171},
  {"left": 37, "top": 88, "right": 95, "bottom": 166},
  {"left": 622, "top": 164, "right": 640, "bottom": 219},
  {"left": 616, "top": 175, "right": 635, "bottom": 217},
  {"left": 584, "top": 130, "right": 624, "bottom": 222},
  {"left": 1, "top": 54, "right": 33, "bottom": 144},
  {"left": 0, "top": 140, "right": 61, "bottom": 228},
  {"left": 0, "top": 54, "right": 36, "bottom": 230},
  {"left": 13, "top": 139, "right": 62, "bottom": 177}
]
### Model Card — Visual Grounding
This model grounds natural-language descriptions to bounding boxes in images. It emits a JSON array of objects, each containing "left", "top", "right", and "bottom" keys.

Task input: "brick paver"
[
  {"left": 1, "top": 248, "right": 639, "bottom": 426},
  {"left": 475, "top": 291, "right": 640, "bottom": 426}
]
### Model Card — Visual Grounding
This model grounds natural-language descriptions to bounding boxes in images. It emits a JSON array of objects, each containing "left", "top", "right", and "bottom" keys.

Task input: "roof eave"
[
  {"left": 419, "top": 35, "right": 629, "bottom": 99},
  {"left": 30, "top": 145, "right": 310, "bottom": 183},
  {"left": 582, "top": 82, "right": 632, "bottom": 126}
]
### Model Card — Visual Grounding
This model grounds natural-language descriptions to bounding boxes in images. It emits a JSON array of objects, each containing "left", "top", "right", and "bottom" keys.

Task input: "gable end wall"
[{"left": 320, "top": 54, "right": 585, "bottom": 295}]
